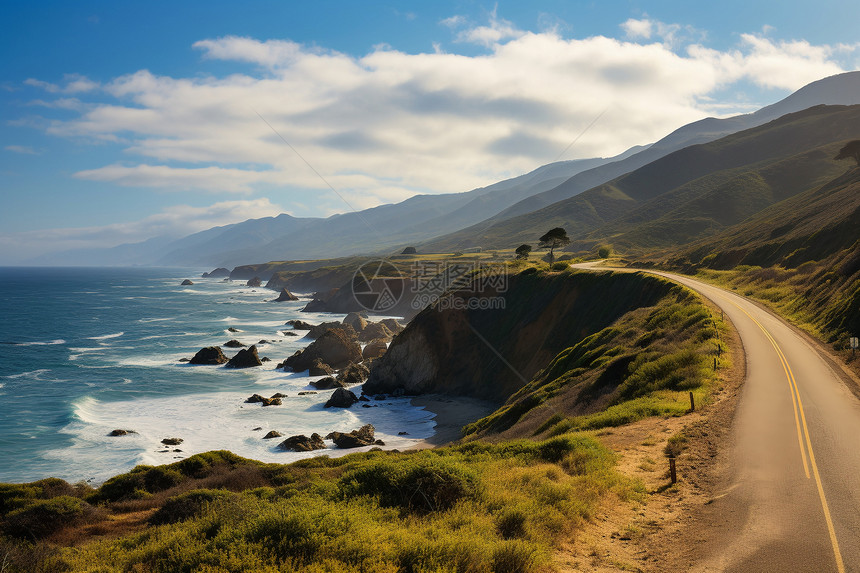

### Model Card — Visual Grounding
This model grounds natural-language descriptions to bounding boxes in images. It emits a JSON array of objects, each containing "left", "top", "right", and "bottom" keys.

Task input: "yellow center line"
[{"left": 719, "top": 293, "right": 846, "bottom": 573}]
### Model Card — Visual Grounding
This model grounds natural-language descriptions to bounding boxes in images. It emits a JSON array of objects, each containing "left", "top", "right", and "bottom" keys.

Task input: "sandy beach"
[{"left": 407, "top": 394, "right": 498, "bottom": 449}]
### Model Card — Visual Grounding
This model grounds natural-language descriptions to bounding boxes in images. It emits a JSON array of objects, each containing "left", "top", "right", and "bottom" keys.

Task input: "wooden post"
[
  {"left": 669, "top": 457, "right": 677, "bottom": 484},
  {"left": 689, "top": 391, "right": 695, "bottom": 412}
]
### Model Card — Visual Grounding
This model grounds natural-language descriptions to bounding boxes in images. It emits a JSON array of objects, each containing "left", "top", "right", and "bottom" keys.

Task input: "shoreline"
[{"left": 406, "top": 394, "right": 498, "bottom": 449}]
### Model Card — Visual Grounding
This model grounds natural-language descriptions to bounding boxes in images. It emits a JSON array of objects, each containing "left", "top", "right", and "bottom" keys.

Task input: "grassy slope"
[
  {"left": 1, "top": 440, "right": 631, "bottom": 573},
  {"left": 419, "top": 105, "right": 860, "bottom": 254},
  {"left": 655, "top": 167, "right": 860, "bottom": 362}
]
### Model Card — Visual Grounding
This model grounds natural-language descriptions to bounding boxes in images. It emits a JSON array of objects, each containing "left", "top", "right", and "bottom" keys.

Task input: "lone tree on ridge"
[
  {"left": 538, "top": 228, "right": 570, "bottom": 265},
  {"left": 835, "top": 140, "right": 860, "bottom": 166},
  {"left": 515, "top": 244, "right": 532, "bottom": 260}
]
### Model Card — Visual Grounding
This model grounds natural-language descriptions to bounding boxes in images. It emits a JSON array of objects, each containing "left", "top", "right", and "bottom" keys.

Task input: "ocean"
[{"left": 0, "top": 266, "right": 436, "bottom": 485}]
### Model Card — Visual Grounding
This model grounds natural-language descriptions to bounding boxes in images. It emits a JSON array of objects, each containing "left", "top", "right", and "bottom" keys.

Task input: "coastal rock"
[
  {"left": 307, "top": 322, "right": 357, "bottom": 340},
  {"left": 380, "top": 318, "right": 405, "bottom": 335},
  {"left": 278, "top": 433, "right": 325, "bottom": 452},
  {"left": 261, "top": 357, "right": 271, "bottom": 362},
  {"left": 189, "top": 346, "right": 228, "bottom": 365},
  {"left": 245, "top": 394, "right": 265, "bottom": 403},
  {"left": 274, "top": 288, "right": 299, "bottom": 302},
  {"left": 178, "top": 357, "right": 190, "bottom": 362},
  {"left": 297, "top": 391, "right": 317, "bottom": 395},
  {"left": 270, "top": 393, "right": 287, "bottom": 398},
  {"left": 343, "top": 312, "right": 368, "bottom": 332},
  {"left": 203, "top": 268, "right": 230, "bottom": 278},
  {"left": 325, "top": 424, "right": 375, "bottom": 448},
  {"left": 287, "top": 319, "right": 315, "bottom": 330},
  {"left": 161, "top": 438, "right": 183, "bottom": 445},
  {"left": 362, "top": 339, "right": 388, "bottom": 360},
  {"left": 181, "top": 279, "right": 194, "bottom": 286},
  {"left": 336, "top": 362, "right": 370, "bottom": 386},
  {"left": 310, "top": 376, "right": 343, "bottom": 390},
  {"left": 246, "top": 277, "right": 262, "bottom": 288},
  {"left": 260, "top": 396, "right": 282, "bottom": 406},
  {"left": 228, "top": 327, "right": 241, "bottom": 333},
  {"left": 223, "top": 339, "right": 246, "bottom": 348},
  {"left": 358, "top": 322, "right": 394, "bottom": 342},
  {"left": 283, "top": 332, "right": 298, "bottom": 337},
  {"left": 283, "top": 329, "right": 362, "bottom": 371},
  {"left": 226, "top": 345, "right": 263, "bottom": 368},
  {"left": 108, "top": 429, "right": 135, "bottom": 436},
  {"left": 324, "top": 387, "right": 359, "bottom": 408},
  {"left": 308, "top": 358, "right": 334, "bottom": 376},
  {"left": 263, "top": 431, "right": 283, "bottom": 439}
]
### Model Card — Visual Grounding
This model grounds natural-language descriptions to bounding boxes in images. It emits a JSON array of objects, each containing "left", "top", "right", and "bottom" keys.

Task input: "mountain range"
[{"left": 29, "top": 71, "right": 860, "bottom": 268}]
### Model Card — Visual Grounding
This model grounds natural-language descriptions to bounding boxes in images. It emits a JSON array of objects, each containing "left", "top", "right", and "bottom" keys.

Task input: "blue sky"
[{"left": 2, "top": 1, "right": 859, "bottom": 262}]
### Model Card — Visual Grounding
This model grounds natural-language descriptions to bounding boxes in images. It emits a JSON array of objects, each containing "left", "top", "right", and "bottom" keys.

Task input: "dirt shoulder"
[{"left": 556, "top": 299, "right": 746, "bottom": 572}]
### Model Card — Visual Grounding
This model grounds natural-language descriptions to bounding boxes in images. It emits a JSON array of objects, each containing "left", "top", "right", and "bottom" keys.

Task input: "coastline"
[{"left": 406, "top": 394, "right": 497, "bottom": 449}]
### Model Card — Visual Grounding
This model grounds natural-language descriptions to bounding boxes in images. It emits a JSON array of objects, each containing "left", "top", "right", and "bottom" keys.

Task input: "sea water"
[{"left": 0, "top": 267, "right": 436, "bottom": 484}]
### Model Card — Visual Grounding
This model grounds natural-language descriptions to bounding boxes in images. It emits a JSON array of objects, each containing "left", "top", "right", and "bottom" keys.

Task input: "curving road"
[{"left": 575, "top": 264, "right": 860, "bottom": 572}]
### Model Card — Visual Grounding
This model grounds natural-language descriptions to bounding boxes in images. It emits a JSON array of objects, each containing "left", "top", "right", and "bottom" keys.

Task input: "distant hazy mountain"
[
  {"left": 36, "top": 153, "right": 629, "bottom": 268},
  {"left": 420, "top": 104, "right": 860, "bottom": 254},
  {"left": 423, "top": 71, "right": 860, "bottom": 245}
]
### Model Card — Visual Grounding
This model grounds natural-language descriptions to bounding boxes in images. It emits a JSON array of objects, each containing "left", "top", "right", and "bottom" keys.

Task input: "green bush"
[
  {"left": 3, "top": 496, "right": 97, "bottom": 540},
  {"left": 339, "top": 457, "right": 480, "bottom": 513},
  {"left": 98, "top": 465, "right": 184, "bottom": 502},
  {"left": 149, "top": 489, "right": 236, "bottom": 525},
  {"left": 550, "top": 261, "right": 569, "bottom": 271}
]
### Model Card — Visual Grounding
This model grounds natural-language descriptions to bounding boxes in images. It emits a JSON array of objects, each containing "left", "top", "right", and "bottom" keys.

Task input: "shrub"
[
  {"left": 496, "top": 507, "right": 527, "bottom": 539},
  {"left": 98, "top": 465, "right": 184, "bottom": 502},
  {"left": 492, "top": 539, "right": 542, "bottom": 573},
  {"left": 597, "top": 246, "right": 612, "bottom": 259},
  {"left": 339, "top": 457, "right": 480, "bottom": 513},
  {"left": 551, "top": 261, "right": 569, "bottom": 271},
  {"left": 3, "top": 496, "right": 98, "bottom": 540},
  {"left": 149, "top": 489, "right": 236, "bottom": 525}
]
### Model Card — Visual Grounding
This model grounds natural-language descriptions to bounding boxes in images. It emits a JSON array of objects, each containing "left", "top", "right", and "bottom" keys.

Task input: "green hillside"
[{"left": 420, "top": 105, "right": 860, "bottom": 255}]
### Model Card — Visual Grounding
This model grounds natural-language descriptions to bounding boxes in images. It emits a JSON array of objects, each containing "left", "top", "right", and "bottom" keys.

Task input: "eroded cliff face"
[{"left": 364, "top": 269, "right": 676, "bottom": 402}]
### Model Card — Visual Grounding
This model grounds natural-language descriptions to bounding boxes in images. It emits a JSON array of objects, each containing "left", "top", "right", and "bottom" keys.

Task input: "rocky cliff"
[{"left": 364, "top": 269, "right": 676, "bottom": 402}]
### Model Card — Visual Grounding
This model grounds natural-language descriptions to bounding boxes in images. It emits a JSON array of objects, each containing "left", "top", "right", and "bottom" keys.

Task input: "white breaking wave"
[{"left": 87, "top": 332, "right": 124, "bottom": 341}]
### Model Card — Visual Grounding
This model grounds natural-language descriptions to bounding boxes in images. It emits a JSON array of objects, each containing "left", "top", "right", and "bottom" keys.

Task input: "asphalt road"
[{"left": 575, "top": 264, "right": 860, "bottom": 572}]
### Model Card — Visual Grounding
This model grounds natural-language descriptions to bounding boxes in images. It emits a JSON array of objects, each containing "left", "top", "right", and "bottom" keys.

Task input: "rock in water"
[
  {"left": 223, "top": 339, "right": 246, "bottom": 348},
  {"left": 358, "top": 322, "right": 394, "bottom": 342},
  {"left": 337, "top": 363, "right": 370, "bottom": 386},
  {"left": 108, "top": 429, "right": 135, "bottom": 436},
  {"left": 343, "top": 312, "right": 368, "bottom": 332},
  {"left": 189, "top": 346, "right": 228, "bottom": 365},
  {"left": 287, "top": 319, "right": 315, "bottom": 330},
  {"left": 263, "top": 431, "right": 283, "bottom": 439},
  {"left": 180, "top": 279, "right": 194, "bottom": 286},
  {"left": 226, "top": 345, "right": 263, "bottom": 368},
  {"left": 161, "top": 437, "right": 183, "bottom": 445},
  {"left": 362, "top": 339, "right": 388, "bottom": 360},
  {"left": 278, "top": 433, "right": 326, "bottom": 452},
  {"left": 325, "top": 424, "right": 375, "bottom": 448},
  {"left": 274, "top": 288, "right": 299, "bottom": 302},
  {"left": 310, "top": 376, "right": 343, "bottom": 390},
  {"left": 227, "top": 327, "right": 241, "bottom": 333},
  {"left": 307, "top": 322, "right": 357, "bottom": 340},
  {"left": 308, "top": 358, "right": 334, "bottom": 376},
  {"left": 246, "top": 276, "right": 262, "bottom": 287},
  {"left": 324, "top": 387, "right": 358, "bottom": 408},
  {"left": 284, "top": 329, "right": 362, "bottom": 371},
  {"left": 203, "top": 267, "right": 230, "bottom": 278}
]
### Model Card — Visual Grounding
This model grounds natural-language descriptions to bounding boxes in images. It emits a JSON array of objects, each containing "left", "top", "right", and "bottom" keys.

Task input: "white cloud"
[
  {"left": 74, "top": 164, "right": 282, "bottom": 193},
  {"left": 622, "top": 18, "right": 652, "bottom": 40},
  {"left": 25, "top": 74, "right": 99, "bottom": 94},
  {"left": 4, "top": 145, "right": 40, "bottom": 155},
  {"left": 22, "top": 14, "right": 858, "bottom": 218}
]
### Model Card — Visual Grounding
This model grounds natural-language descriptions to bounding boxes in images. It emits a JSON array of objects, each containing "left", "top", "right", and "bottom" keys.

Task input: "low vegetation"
[{"left": 0, "top": 437, "right": 632, "bottom": 572}]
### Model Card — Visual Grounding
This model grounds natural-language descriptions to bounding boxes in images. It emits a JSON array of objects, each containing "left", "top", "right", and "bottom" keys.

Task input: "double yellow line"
[{"left": 727, "top": 297, "right": 845, "bottom": 573}]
